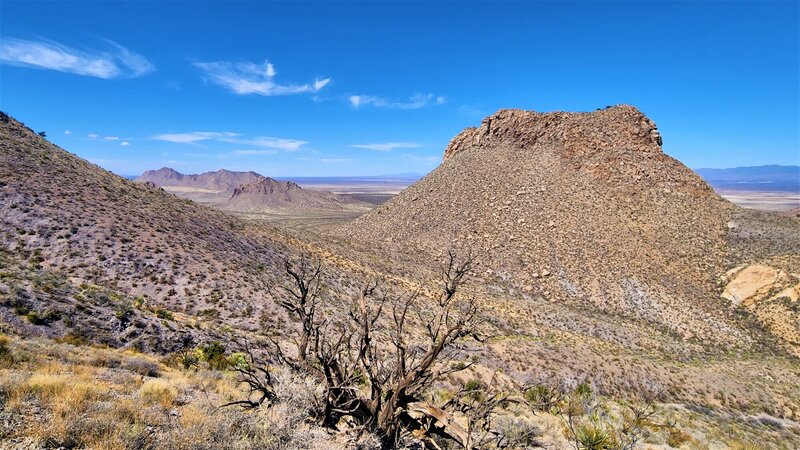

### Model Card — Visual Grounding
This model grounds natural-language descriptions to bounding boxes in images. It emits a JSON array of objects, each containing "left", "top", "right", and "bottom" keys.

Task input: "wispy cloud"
[
  {"left": 320, "top": 158, "right": 350, "bottom": 164},
  {"left": 153, "top": 132, "right": 239, "bottom": 144},
  {"left": 194, "top": 60, "right": 330, "bottom": 96},
  {"left": 86, "top": 133, "right": 130, "bottom": 142},
  {"left": 64, "top": 130, "right": 72, "bottom": 136},
  {"left": 221, "top": 136, "right": 307, "bottom": 151},
  {"left": 0, "top": 38, "right": 154, "bottom": 79},
  {"left": 351, "top": 142, "right": 423, "bottom": 152},
  {"left": 234, "top": 149, "right": 278, "bottom": 155},
  {"left": 154, "top": 131, "right": 306, "bottom": 151},
  {"left": 120, "top": 141, "right": 131, "bottom": 146},
  {"left": 349, "top": 93, "right": 445, "bottom": 109}
]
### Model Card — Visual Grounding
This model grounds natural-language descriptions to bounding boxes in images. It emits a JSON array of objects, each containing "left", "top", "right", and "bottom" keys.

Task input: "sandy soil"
[{"left": 716, "top": 189, "right": 800, "bottom": 211}]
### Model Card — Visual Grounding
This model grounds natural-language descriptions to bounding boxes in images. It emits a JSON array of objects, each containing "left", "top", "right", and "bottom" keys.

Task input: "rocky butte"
[{"left": 341, "top": 105, "right": 800, "bottom": 355}]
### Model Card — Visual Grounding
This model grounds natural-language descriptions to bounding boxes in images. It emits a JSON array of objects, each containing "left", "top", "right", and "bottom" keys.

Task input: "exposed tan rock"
[{"left": 721, "top": 264, "right": 780, "bottom": 305}]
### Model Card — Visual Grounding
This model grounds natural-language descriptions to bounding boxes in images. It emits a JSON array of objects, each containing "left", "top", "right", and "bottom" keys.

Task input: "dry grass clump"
[
  {"left": 0, "top": 335, "right": 356, "bottom": 449},
  {"left": 139, "top": 378, "right": 178, "bottom": 408}
]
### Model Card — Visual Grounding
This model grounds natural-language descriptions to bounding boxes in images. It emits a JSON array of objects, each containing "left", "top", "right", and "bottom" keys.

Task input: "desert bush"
[
  {"left": 574, "top": 422, "right": 615, "bottom": 450},
  {"left": 729, "top": 441, "right": 766, "bottom": 450},
  {"left": 524, "top": 384, "right": 562, "bottom": 412},
  {"left": 57, "top": 331, "right": 87, "bottom": 346},
  {"left": 541, "top": 383, "right": 665, "bottom": 450},
  {"left": 666, "top": 428, "right": 691, "bottom": 447},
  {"left": 26, "top": 311, "right": 45, "bottom": 325},
  {"left": 155, "top": 307, "right": 174, "bottom": 320},
  {"left": 0, "top": 334, "right": 12, "bottom": 367},
  {"left": 122, "top": 356, "right": 161, "bottom": 377},
  {"left": 163, "top": 350, "right": 200, "bottom": 370},
  {"left": 140, "top": 378, "right": 177, "bottom": 408},
  {"left": 199, "top": 341, "right": 228, "bottom": 370},
  {"left": 227, "top": 352, "right": 249, "bottom": 370},
  {"left": 493, "top": 416, "right": 541, "bottom": 449}
]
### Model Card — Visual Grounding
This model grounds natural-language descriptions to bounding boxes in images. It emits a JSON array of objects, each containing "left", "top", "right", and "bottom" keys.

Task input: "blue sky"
[{"left": 1, "top": 1, "right": 798, "bottom": 176}]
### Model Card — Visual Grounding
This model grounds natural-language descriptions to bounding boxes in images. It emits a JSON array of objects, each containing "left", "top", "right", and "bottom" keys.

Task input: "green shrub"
[
  {"left": 198, "top": 341, "right": 227, "bottom": 370},
  {"left": 525, "top": 384, "right": 561, "bottom": 412},
  {"left": 26, "top": 311, "right": 45, "bottom": 325},
  {"left": 0, "top": 335, "right": 12, "bottom": 367},
  {"left": 227, "top": 352, "right": 249, "bottom": 370},
  {"left": 575, "top": 423, "right": 614, "bottom": 450},
  {"left": 575, "top": 382, "right": 593, "bottom": 398},
  {"left": 154, "top": 308, "right": 173, "bottom": 320},
  {"left": 463, "top": 379, "right": 485, "bottom": 402}
]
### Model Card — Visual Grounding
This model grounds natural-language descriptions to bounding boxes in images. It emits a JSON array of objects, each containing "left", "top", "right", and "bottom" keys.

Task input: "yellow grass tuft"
[{"left": 139, "top": 378, "right": 178, "bottom": 408}]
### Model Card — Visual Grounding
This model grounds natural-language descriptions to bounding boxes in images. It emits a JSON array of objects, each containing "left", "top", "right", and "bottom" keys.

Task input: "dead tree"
[
  {"left": 265, "top": 250, "right": 481, "bottom": 448},
  {"left": 443, "top": 376, "right": 510, "bottom": 449},
  {"left": 217, "top": 338, "right": 277, "bottom": 410},
  {"left": 272, "top": 254, "right": 323, "bottom": 368}
]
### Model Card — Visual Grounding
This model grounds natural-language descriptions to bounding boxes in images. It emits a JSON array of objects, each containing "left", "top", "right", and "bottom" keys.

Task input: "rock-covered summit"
[
  {"left": 339, "top": 105, "right": 786, "bottom": 345},
  {"left": 443, "top": 105, "right": 713, "bottom": 197}
]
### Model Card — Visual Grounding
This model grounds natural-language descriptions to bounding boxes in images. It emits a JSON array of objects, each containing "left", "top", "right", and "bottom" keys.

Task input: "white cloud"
[
  {"left": 154, "top": 131, "right": 306, "bottom": 151},
  {"left": 348, "top": 92, "right": 443, "bottom": 110},
  {"left": 194, "top": 60, "right": 330, "bottom": 96},
  {"left": 221, "top": 136, "right": 307, "bottom": 151},
  {"left": 64, "top": 130, "right": 72, "bottom": 135},
  {"left": 87, "top": 133, "right": 99, "bottom": 139},
  {"left": 0, "top": 38, "right": 154, "bottom": 79},
  {"left": 234, "top": 149, "right": 278, "bottom": 155},
  {"left": 104, "top": 136, "right": 120, "bottom": 141},
  {"left": 351, "top": 142, "right": 423, "bottom": 152},
  {"left": 153, "top": 131, "right": 239, "bottom": 144},
  {"left": 120, "top": 141, "right": 131, "bottom": 146}
]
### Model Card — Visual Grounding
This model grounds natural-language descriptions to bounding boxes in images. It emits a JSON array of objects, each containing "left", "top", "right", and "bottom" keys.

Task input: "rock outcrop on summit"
[{"left": 340, "top": 105, "right": 800, "bottom": 351}]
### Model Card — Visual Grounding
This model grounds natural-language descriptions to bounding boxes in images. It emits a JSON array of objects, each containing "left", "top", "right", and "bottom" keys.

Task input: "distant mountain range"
[
  {"left": 137, "top": 167, "right": 263, "bottom": 192},
  {"left": 135, "top": 167, "right": 371, "bottom": 212},
  {"left": 695, "top": 165, "right": 800, "bottom": 192}
]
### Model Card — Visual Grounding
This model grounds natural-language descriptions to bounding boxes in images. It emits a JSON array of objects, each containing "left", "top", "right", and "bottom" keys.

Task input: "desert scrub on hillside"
[{"left": 0, "top": 335, "right": 344, "bottom": 449}]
